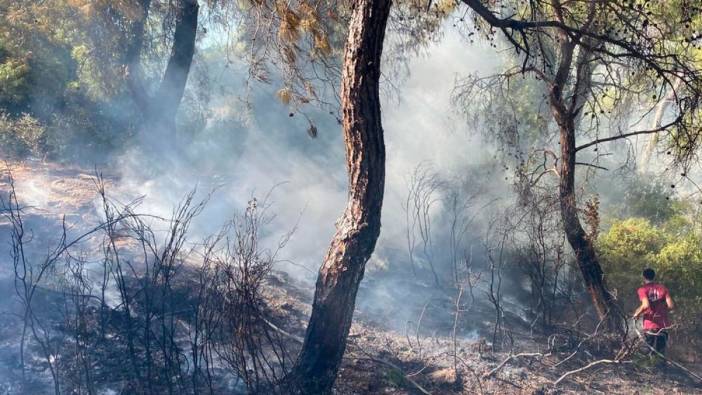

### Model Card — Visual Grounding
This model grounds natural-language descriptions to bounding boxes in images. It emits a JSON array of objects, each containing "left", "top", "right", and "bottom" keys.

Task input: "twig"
[
  {"left": 454, "top": 354, "right": 485, "bottom": 395},
  {"left": 347, "top": 340, "right": 432, "bottom": 395},
  {"left": 551, "top": 315, "right": 608, "bottom": 368},
  {"left": 261, "top": 316, "right": 303, "bottom": 344},
  {"left": 483, "top": 352, "right": 545, "bottom": 379},
  {"left": 633, "top": 327, "right": 702, "bottom": 382},
  {"left": 362, "top": 356, "right": 432, "bottom": 395},
  {"left": 553, "top": 359, "right": 622, "bottom": 385},
  {"left": 415, "top": 298, "right": 431, "bottom": 357}
]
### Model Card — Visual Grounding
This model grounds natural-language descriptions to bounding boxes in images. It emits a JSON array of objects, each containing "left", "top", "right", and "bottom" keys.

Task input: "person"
[{"left": 632, "top": 268, "right": 674, "bottom": 356}]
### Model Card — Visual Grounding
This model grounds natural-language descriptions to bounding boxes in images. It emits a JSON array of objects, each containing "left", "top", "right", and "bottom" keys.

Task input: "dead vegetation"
[
  {"left": 0, "top": 167, "right": 297, "bottom": 394},
  {"left": 1, "top": 165, "right": 702, "bottom": 395}
]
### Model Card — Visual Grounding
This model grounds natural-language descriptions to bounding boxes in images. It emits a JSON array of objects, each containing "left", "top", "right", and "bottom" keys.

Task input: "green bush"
[
  {"left": 598, "top": 215, "right": 702, "bottom": 360},
  {"left": 0, "top": 57, "right": 30, "bottom": 105},
  {"left": 657, "top": 235, "right": 702, "bottom": 301},
  {"left": 0, "top": 111, "right": 46, "bottom": 158},
  {"left": 601, "top": 177, "right": 676, "bottom": 226}
]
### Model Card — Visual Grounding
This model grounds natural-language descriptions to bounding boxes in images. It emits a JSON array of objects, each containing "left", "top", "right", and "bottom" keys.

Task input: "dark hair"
[{"left": 642, "top": 268, "right": 656, "bottom": 281}]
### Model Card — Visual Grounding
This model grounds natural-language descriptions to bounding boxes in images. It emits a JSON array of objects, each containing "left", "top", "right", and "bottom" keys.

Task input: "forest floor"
[
  {"left": 1, "top": 160, "right": 701, "bottom": 394},
  {"left": 263, "top": 271, "right": 702, "bottom": 395}
]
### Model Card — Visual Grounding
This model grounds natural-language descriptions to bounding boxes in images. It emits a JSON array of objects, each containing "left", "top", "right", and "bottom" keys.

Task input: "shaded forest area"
[{"left": 2, "top": 0, "right": 702, "bottom": 394}]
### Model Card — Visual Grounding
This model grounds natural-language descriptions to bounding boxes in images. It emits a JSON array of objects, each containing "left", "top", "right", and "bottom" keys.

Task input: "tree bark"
[
  {"left": 556, "top": 116, "right": 622, "bottom": 330},
  {"left": 548, "top": 34, "right": 624, "bottom": 333},
  {"left": 124, "top": 0, "right": 198, "bottom": 132},
  {"left": 151, "top": 0, "right": 199, "bottom": 128},
  {"left": 125, "top": 0, "right": 152, "bottom": 109},
  {"left": 288, "top": 0, "right": 391, "bottom": 392}
]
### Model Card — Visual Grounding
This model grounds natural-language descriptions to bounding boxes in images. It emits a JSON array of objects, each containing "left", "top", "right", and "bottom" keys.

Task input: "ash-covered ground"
[{"left": 1, "top": 161, "right": 701, "bottom": 394}]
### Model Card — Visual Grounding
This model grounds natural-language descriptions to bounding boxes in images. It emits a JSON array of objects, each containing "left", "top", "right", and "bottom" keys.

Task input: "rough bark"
[
  {"left": 288, "top": 0, "right": 392, "bottom": 392},
  {"left": 556, "top": 116, "right": 622, "bottom": 329},
  {"left": 123, "top": 0, "right": 198, "bottom": 132},
  {"left": 125, "top": 0, "right": 152, "bottom": 109},
  {"left": 151, "top": 0, "right": 199, "bottom": 128},
  {"left": 548, "top": 37, "right": 624, "bottom": 333}
]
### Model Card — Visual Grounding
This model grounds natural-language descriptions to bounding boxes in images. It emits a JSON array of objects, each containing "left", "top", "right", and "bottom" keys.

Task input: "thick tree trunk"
[
  {"left": 288, "top": 0, "right": 391, "bottom": 392},
  {"left": 125, "top": 0, "right": 152, "bottom": 109},
  {"left": 547, "top": 34, "right": 624, "bottom": 333},
  {"left": 151, "top": 0, "right": 199, "bottom": 128},
  {"left": 555, "top": 113, "right": 624, "bottom": 333}
]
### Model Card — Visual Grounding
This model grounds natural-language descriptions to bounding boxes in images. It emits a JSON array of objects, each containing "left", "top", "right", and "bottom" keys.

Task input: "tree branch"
[
  {"left": 575, "top": 162, "right": 608, "bottom": 171},
  {"left": 553, "top": 359, "right": 624, "bottom": 386},
  {"left": 483, "top": 352, "right": 546, "bottom": 379},
  {"left": 575, "top": 116, "right": 683, "bottom": 152},
  {"left": 459, "top": 0, "right": 697, "bottom": 91}
]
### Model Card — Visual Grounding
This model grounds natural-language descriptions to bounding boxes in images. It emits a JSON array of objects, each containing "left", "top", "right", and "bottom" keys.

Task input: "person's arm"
[
  {"left": 665, "top": 293, "right": 674, "bottom": 311},
  {"left": 633, "top": 289, "right": 650, "bottom": 319}
]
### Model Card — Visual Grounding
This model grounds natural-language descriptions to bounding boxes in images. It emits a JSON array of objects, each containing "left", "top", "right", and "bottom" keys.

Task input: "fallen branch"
[
  {"left": 633, "top": 327, "right": 702, "bottom": 382},
  {"left": 553, "top": 359, "right": 623, "bottom": 385},
  {"left": 483, "top": 352, "right": 546, "bottom": 379},
  {"left": 261, "top": 316, "right": 303, "bottom": 344},
  {"left": 347, "top": 341, "right": 432, "bottom": 395},
  {"left": 454, "top": 354, "right": 485, "bottom": 395},
  {"left": 551, "top": 315, "right": 609, "bottom": 368},
  {"left": 371, "top": 356, "right": 433, "bottom": 395}
]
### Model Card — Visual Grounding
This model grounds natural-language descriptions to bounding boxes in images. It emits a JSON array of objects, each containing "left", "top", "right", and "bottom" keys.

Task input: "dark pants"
[{"left": 645, "top": 330, "right": 668, "bottom": 355}]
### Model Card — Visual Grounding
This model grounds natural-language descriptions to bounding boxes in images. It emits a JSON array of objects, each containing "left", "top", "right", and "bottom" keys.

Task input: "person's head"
[{"left": 642, "top": 268, "right": 656, "bottom": 283}]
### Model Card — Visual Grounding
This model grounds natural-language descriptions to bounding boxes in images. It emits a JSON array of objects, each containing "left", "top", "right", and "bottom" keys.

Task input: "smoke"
[
  {"left": 4, "top": 7, "right": 702, "bottom": 394},
  {"left": 3, "top": 15, "right": 669, "bottom": 341},
  {"left": 100, "top": 22, "right": 505, "bottom": 288},
  {"left": 9, "top": 11, "right": 672, "bottom": 346}
]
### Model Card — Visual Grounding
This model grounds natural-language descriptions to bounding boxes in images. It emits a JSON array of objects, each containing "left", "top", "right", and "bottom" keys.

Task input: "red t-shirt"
[{"left": 637, "top": 283, "right": 670, "bottom": 331}]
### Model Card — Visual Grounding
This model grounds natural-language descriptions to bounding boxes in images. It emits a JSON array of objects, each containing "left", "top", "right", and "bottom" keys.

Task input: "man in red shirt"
[{"left": 633, "top": 268, "right": 674, "bottom": 356}]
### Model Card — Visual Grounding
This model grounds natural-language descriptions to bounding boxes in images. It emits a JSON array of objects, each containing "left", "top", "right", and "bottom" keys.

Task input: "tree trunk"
[
  {"left": 556, "top": 113, "right": 624, "bottom": 333},
  {"left": 547, "top": 34, "right": 624, "bottom": 334},
  {"left": 639, "top": 77, "right": 682, "bottom": 173},
  {"left": 125, "top": 0, "right": 152, "bottom": 109},
  {"left": 151, "top": 0, "right": 199, "bottom": 129},
  {"left": 288, "top": 0, "right": 391, "bottom": 392}
]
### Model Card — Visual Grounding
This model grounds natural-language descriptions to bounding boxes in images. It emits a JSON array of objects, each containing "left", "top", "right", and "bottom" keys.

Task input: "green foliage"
[
  {"left": 598, "top": 174, "right": 679, "bottom": 227},
  {"left": 657, "top": 235, "right": 702, "bottom": 297},
  {"left": 384, "top": 367, "right": 410, "bottom": 389},
  {"left": 453, "top": 68, "right": 552, "bottom": 165},
  {"left": 598, "top": 214, "right": 702, "bottom": 354},
  {"left": 0, "top": 1, "right": 82, "bottom": 114},
  {"left": 0, "top": 111, "right": 46, "bottom": 158},
  {"left": 598, "top": 218, "right": 662, "bottom": 299},
  {"left": 0, "top": 56, "right": 30, "bottom": 105},
  {"left": 0, "top": 0, "right": 154, "bottom": 159},
  {"left": 599, "top": 218, "right": 664, "bottom": 261}
]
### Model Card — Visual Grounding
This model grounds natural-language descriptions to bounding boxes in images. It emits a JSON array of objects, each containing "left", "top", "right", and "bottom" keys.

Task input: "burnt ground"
[
  {"left": 1, "top": 161, "right": 701, "bottom": 394},
  {"left": 262, "top": 271, "right": 702, "bottom": 395}
]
